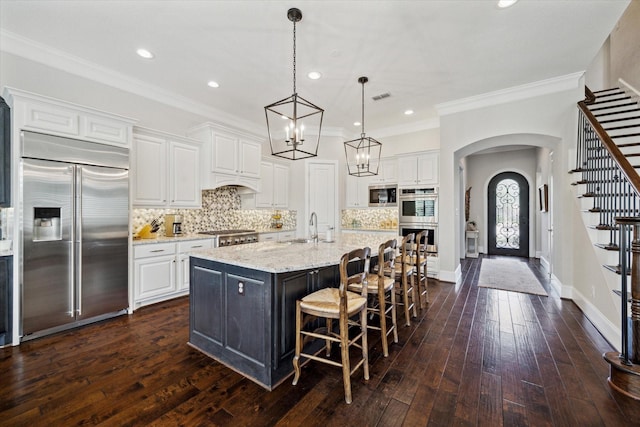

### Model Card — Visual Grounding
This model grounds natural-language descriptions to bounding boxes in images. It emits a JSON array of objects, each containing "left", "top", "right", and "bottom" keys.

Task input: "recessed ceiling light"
[
  {"left": 308, "top": 71, "right": 322, "bottom": 80},
  {"left": 354, "top": 121, "right": 361, "bottom": 126},
  {"left": 404, "top": 110, "right": 414, "bottom": 115},
  {"left": 207, "top": 81, "right": 220, "bottom": 88},
  {"left": 136, "top": 48, "right": 154, "bottom": 59},
  {"left": 497, "top": 0, "right": 518, "bottom": 8}
]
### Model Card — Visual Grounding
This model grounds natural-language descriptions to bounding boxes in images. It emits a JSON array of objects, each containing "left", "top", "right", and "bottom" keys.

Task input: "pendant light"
[
  {"left": 344, "top": 76, "right": 382, "bottom": 177},
  {"left": 265, "top": 7, "right": 324, "bottom": 160}
]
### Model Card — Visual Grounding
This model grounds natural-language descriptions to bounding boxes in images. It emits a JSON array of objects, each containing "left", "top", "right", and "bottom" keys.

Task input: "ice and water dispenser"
[{"left": 33, "top": 207, "right": 61, "bottom": 241}]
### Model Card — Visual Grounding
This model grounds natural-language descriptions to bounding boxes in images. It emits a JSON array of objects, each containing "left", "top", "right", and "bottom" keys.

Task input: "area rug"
[{"left": 478, "top": 258, "right": 548, "bottom": 296}]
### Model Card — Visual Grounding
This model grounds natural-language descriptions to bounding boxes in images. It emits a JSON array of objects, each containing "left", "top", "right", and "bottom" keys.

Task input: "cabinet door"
[
  {"left": 397, "top": 156, "right": 418, "bottom": 186},
  {"left": 225, "top": 273, "right": 268, "bottom": 365},
  {"left": 256, "top": 161, "right": 274, "bottom": 208},
  {"left": 133, "top": 134, "right": 167, "bottom": 206},
  {"left": 370, "top": 158, "right": 397, "bottom": 184},
  {"left": 0, "top": 256, "right": 12, "bottom": 346},
  {"left": 382, "top": 158, "right": 397, "bottom": 183},
  {"left": 346, "top": 174, "right": 370, "bottom": 207},
  {"left": 134, "top": 255, "right": 176, "bottom": 302},
  {"left": 211, "top": 131, "right": 238, "bottom": 174},
  {"left": 417, "top": 152, "right": 439, "bottom": 185},
  {"left": 177, "top": 239, "right": 213, "bottom": 291},
  {"left": 0, "top": 97, "right": 9, "bottom": 207},
  {"left": 239, "top": 139, "right": 261, "bottom": 178},
  {"left": 169, "top": 140, "right": 200, "bottom": 207},
  {"left": 272, "top": 163, "right": 289, "bottom": 208}
]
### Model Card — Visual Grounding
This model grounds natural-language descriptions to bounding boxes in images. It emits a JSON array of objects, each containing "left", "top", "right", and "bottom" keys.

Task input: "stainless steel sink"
[{"left": 290, "top": 238, "right": 314, "bottom": 243}]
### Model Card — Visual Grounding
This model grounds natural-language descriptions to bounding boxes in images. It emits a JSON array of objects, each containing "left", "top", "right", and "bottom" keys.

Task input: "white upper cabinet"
[
  {"left": 247, "top": 160, "right": 289, "bottom": 209},
  {"left": 133, "top": 127, "right": 201, "bottom": 208},
  {"left": 169, "top": 140, "right": 201, "bottom": 207},
  {"left": 187, "top": 123, "right": 263, "bottom": 191},
  {"left": 3, "top": 87, "right": 136, "bottom": 148},
  {"left": 345, "top": 173, "right": 371, "bottom": 208},
  {"left": 397, "top": 151, "right": 439, "bottom": 187},
  {"left": 370, "top": 157, "right": 397, "bottom": 184}
]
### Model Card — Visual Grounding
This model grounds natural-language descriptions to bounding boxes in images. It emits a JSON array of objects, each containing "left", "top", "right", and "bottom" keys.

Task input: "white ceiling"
[{"left": 0, "top": 0, "right": 630, "bottom": 136}]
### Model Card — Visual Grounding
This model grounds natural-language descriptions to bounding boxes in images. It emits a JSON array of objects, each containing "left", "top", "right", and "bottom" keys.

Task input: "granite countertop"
[
  {"left": 189, "top": 231, "right": 400, "bottom": 273},
  {"left": 132, "top": 233, "right": 217, "bottom": 245},
  {"left": 254, "top": 227, "right": 296, "bottom": 234},
  {"left": 0, "top": 250, "right": 12, "bottom": 257},
  {"left": 133, "top": 229, "right": 297, "bottom": 245},
  {"left": 342, "top": 227, "right": 398, "bottom": 232}
]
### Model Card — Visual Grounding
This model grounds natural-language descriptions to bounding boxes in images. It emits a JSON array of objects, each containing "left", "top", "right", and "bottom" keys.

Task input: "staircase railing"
[{"left": 576, "top": 86, "right": 640, "bottom": 398}]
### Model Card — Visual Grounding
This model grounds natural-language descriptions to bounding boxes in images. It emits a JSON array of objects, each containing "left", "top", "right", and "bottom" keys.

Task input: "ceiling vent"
[{"left": 372, "top": 92, "right": 391, "bottom": 101}]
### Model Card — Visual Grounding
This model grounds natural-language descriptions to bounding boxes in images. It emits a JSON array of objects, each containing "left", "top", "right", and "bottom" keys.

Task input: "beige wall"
[{"left": 610, "top": 0, "right": 640, "bottom": 89}]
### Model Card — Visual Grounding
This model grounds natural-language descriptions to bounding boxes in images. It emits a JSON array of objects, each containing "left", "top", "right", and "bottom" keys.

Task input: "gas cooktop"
[
  {"left": 198, "top": 229, "right": 259, "bottom": 246},
  {"left": 198, "top": 229, "right": 255, "bottom": 236}
]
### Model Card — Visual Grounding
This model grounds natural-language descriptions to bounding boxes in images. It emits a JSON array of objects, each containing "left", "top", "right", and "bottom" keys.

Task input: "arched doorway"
[{"left": 488, "top": 172, "right": 529, "bottom": 257}]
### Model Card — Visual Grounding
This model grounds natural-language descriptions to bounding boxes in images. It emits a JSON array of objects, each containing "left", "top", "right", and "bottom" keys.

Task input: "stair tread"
[{"left": 594, "top": 243, "right": 620, "bottom": 251}]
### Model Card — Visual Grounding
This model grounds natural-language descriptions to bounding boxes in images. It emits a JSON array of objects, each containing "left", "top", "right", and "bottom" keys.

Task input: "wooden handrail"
[{"left": 577, "top": 100, "right": 640, "bottom": 198}]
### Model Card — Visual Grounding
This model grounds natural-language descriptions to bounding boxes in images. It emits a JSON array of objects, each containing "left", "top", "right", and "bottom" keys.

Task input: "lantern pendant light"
[
  {"left": 264, "top": 8, "right": 324, "bottom": 160},
  {"left": 344, "top": 76, "right": 382, "bottom": 177}
]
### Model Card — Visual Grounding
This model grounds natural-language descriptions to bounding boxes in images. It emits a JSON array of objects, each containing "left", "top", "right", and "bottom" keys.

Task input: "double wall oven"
[{"left": 399, "top": 187, "right": 438, "bottom": 254}]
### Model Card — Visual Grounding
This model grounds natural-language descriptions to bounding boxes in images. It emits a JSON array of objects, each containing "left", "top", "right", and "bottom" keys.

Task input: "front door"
[{"left": 488, "top": 172, "right": 529, "bottom": 257}]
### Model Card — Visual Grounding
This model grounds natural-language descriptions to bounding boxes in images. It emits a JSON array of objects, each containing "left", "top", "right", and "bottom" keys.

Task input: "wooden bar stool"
[
  {"left": 414, "top": 230, "right": 429, "bottom": 309},
  {"left": 292, "top": 247, "right": 371, "bottom": 404},
  {"left": 348, "top": 239, "right": 398, "bottom": 357},
  {"left": 395, "top": 233, "right": 417, "bottom": 326}
]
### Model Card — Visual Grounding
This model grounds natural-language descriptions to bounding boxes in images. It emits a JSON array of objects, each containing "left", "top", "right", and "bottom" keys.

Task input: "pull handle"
[{"left": 76, "top": 166, "right": 83, "bottom": 316}]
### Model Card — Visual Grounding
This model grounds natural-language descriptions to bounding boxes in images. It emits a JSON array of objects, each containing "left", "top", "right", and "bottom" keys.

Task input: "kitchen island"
[{"left": 188, "top": 232, "right": 398, "bottom": 390}]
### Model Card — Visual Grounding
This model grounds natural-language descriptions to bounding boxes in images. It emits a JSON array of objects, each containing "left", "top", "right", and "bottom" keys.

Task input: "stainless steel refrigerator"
[{"left": 21, "top": 131, "right": 129, "bottom": 339}]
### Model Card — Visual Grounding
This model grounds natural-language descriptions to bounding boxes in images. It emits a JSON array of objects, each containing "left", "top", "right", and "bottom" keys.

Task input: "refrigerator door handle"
[
  {"left": 69, "top": 165, "right": 76, "bottom": 317},
  {"left": 76, "top": 166, "right": 83, "bottom": 317}
]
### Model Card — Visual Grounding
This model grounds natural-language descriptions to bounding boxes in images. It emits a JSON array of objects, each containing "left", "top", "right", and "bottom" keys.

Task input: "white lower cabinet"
[
  {"left": 258, "top": 231, "right": 295, "bottom": 242},
  {"left": 133, "top": 239, "right": 214, "bottom": 309}
]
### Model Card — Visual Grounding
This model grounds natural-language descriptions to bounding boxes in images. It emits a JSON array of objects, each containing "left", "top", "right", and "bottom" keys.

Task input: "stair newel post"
[
  {"left": 632, "top": 222, "right": 640, "bottom": 364},
  {"left": 617, "top": 218, "right": 632, "bottom": 365}
]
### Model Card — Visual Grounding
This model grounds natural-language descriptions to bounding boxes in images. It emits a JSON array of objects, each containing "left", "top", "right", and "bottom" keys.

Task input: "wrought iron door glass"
[{"left": 495, "top": 178, "right": 520, "bottom": 249}]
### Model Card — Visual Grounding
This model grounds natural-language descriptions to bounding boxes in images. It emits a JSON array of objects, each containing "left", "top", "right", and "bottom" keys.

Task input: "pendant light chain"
[
  {"left": 292, "top": 19, "right": 297, "bottom": 95},
  {"left": 361, "top": 80, "right": 365, "bottom": 137}
]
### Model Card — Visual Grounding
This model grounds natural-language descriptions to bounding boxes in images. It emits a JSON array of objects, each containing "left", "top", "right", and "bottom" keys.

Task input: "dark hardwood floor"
[{"left": 0, "top": 256, "right": 636, "bottom": 426}]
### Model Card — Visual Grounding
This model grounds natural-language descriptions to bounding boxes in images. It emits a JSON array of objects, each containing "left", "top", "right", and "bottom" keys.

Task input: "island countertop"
[{"left": 189, "top": 231, "right": 400, "bottom": 273}]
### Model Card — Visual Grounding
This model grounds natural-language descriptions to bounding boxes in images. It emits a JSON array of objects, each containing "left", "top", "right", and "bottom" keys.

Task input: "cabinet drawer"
[
  {"left": 25, "top": 101, "right": 80, "bottom": 137},
  {"left": 178, "top": 239, "right": 213, "bottom": 253},
  {"left": 83, "top": 114, "right": 130, "bottom": 146},
  {"left": 134, "top": 242, "right": 176, "bottom": 259},
  {"left": 278, "top": 232, "right": 295, "bottom": 241},
  {"left": 259, "top": 233, "right": 278, "bottom": 242}
]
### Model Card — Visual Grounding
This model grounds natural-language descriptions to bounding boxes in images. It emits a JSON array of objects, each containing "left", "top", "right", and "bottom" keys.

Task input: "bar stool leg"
[
  {"left": 292, "top": 301, "right": 302, "bottom": 385},
  {"left": 390, "top": 285, "right": 398, "bottom": 343},
  {"left": 378, "top": 292, "right": 389, "bottom": 357},
  {"left": 410, "top": 271, "right": 418, "bottom": 318},
  {"left": 401, "top": 274, "right": 411, "bottom": 326},
  {"left": 325, "top": 318, "right": 332, "bottom": 357},
  {"left": 361, "top": 307, "right": 369, "bottom": 380},
  {"left": 340, "top": 313, "right": 353, "bottom": 404}
]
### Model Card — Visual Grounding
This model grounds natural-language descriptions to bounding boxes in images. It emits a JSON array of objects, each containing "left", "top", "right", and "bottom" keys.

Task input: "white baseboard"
[
  {"left": 571, "top": 287, "right": 621, "bottom": 352},
  {"left": 439, "top": 265, "right": 461, "bottom": 284},
  {"left": 539, "top": 255, "right": 550, "bottom": 272}
]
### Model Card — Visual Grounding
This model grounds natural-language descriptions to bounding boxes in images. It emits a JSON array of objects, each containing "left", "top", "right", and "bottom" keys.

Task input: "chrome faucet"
[{"left": 309, "top": 212, "right": 318, "bottom": 243}]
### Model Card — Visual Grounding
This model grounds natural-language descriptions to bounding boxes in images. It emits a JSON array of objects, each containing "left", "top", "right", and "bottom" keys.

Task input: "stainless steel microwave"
[{"left": 368, "top": 184, "right": 397, "bottom": 207}]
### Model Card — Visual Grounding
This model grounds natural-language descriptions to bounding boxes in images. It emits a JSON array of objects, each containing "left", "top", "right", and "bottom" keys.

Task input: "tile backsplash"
[
  {"left": 341, "top": 208, "right": 398, "bottom": 229},
  {"left": 133, "top": 187, "right": 296, "bottom": 236}
]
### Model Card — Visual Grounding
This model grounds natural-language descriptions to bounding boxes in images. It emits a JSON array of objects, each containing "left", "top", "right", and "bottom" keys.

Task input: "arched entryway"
[{"left": 488, "top": 171, "right": 529, "bottom": 257}]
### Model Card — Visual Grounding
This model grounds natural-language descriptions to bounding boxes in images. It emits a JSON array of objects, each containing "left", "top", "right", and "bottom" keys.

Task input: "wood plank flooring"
[{"left": 0, "top": 256, "right": 636, "bottom": 426}]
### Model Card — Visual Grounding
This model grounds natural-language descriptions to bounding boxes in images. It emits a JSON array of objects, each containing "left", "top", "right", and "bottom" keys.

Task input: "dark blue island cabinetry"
[
  {"left": 0, "top": 256, "right": 12, "bottom": 346},
  {"left": 188, "top": 257, "right": 338, "bottom": 390}
]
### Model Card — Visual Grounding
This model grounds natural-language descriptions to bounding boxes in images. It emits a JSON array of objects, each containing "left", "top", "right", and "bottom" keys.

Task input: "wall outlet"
[{"left": 238, "top": 281, "right": 245, "bottom": 295}]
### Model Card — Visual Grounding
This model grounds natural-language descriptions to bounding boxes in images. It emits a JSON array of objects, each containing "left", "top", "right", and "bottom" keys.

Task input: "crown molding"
[
  {"left": 0, "top": 29, "right": 266, "bottom": 136},
  {"left": 435, "top": 71, "right": 584, "bottom": 116},
  {"left": 371, "top": 117, "right": 440, "bottom": 139}
]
